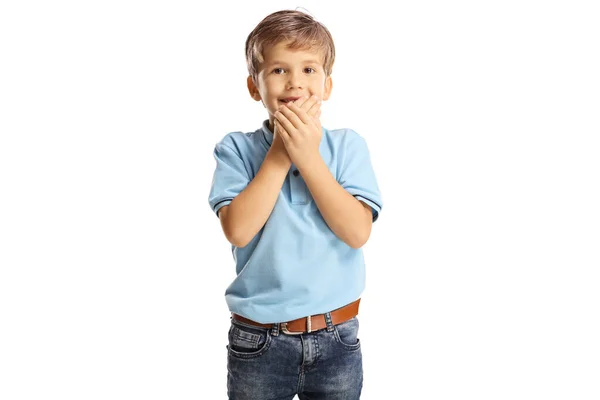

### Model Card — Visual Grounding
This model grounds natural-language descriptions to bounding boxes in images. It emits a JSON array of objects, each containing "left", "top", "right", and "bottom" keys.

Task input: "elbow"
[
  {"left": 220, "top": 206, "right": 251, "bottom": 248},
  {"left": 227, "top": 232, "right": 251, "bottom": 248},
  {"left": 347, "top": 241, "right": 363, "bottom": 250},
  {"left": 346, "top": 228, "right": 371, "bottom": 249},
  {"left": 223, "top": 223, "right": 251, "bottom": 248},
  {"left": 347, "top": 238, "right": 367, "bottom": 249},
  {"left": 345, "top": 201, "right": 374, "bottom": 249}
]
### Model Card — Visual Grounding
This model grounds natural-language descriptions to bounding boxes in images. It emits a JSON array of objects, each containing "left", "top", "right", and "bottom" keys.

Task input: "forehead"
[{"left": 261, "top": 40, "right": 324, "bottom": 65}]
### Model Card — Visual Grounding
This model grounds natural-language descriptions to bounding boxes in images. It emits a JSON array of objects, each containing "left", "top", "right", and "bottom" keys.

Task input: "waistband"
[{"left": 231, "top": 298, "right": 360, "bottom": 335}]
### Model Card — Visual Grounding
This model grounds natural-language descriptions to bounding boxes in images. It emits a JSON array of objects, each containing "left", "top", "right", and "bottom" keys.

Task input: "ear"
[
  {"left": 247, "top": 75, "right": 262, "bottom": 101},
  {"left": 323, "top": 75, "right": 333, "bottom": 101}
]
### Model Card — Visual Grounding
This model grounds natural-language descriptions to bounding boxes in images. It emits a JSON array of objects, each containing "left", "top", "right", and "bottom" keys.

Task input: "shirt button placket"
[{"left": 290, "top": 167, "right": 307, "bottom": 204}]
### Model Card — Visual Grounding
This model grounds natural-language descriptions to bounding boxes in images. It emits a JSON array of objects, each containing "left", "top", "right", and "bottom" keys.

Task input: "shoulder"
[
  {"left": 213, "top": 128, "right": 263, "bottom": 157},
  {"left": 215, "top": 130, "right": 254, "bottom": 150},
  {"left": 324, "top": 127, "right": 369, "bottom": 152},
  {"left": 326, "top": 127, "right": 366, "bottom": 142}
]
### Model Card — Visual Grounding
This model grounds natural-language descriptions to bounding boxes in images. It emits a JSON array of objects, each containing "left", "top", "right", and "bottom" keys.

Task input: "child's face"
[{"left": 248, "top": 40, "right": 332, "bottom": 128}]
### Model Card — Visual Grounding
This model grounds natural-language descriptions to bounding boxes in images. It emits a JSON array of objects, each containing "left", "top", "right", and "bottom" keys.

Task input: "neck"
[{"left": 268, "top": 118, "right": 275, "bottom": 133}]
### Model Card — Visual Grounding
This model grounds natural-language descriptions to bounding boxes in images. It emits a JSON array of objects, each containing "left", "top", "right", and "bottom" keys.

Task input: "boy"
[{"left": 208, "top": 9, "right": 382, "bottom": 400}]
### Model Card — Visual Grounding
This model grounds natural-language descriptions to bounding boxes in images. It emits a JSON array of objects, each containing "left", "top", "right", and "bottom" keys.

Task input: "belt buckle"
[{"left": 281, "top": 316, "right": 312, "bottom": 335}]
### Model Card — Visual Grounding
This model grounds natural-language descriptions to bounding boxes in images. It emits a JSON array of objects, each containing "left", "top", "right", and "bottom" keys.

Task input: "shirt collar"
[{"left": 261, "top": 119, "right": 273, "bottom": 147}]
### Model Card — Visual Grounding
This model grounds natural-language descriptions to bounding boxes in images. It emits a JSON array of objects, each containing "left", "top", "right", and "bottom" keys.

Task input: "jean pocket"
[
  {"left": 333, "top": 316, "right": 361, "bottom": 351},
  {"left": 227, "top": 320, "right": 272, "bottom": 359}
]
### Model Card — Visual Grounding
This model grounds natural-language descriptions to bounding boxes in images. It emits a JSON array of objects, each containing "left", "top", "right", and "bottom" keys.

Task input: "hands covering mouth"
[{"left": 273, "top": 95, "right": 323, "bottom": 171}]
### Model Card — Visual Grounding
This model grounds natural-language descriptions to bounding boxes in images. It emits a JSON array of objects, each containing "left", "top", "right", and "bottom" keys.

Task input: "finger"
[
  {"left": 279, "top": 105, "right": 306, "bottom": 130},
  {"left": 311, "top": 109, "right": 321, "bottom": 122},
  {"left": 290, "top": 96, "right": 308, "bottom": 109},
  {"left": 306, "top": 99, "right": 321, "bottom": 117},
  {"left": 276, "top": 104, "right": 292, "bottom": 125},
  {"left": 274, "top": 119, "right": 289, "bottom": 143},
  {"left": 274, "top": 109, "right": 297, "bottom": 136},
  {"left": 286, "top": 101, "right": 317, "bottom": 128},
  {"left": 308, "top": 108, "right": 321, "bottom": 130},
  {"left": 301, "top": 95, "right": 319, "bottom": 112},
  {"left": 299, "top": 95, "right": 320, "bottom": 118},
  {"left": 292, "top": 94, "right": 312, "bottom": 109},
  {"left": 309, "top": 108, "right": 321, "bottom": 129},
  {"left": 290, "top": 94, "right": 317, "bottom": 112}
]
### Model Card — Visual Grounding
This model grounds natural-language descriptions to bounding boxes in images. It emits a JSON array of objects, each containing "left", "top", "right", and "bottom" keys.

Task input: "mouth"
[{"left": 279, "top": 97, "right": 301, "bottom": 103}]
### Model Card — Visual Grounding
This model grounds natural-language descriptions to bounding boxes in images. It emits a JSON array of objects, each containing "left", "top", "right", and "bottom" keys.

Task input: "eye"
[
  {"left": 272, "top": 68, "right": 285, "bottom": 74},
  {"left": 305, "top": 67, "right": 316, "bottom": 74}
]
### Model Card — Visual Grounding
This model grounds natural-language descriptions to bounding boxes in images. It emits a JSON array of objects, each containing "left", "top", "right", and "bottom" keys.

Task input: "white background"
[{"left": 1, "top": 1, "right": 599, "bottom": 399}]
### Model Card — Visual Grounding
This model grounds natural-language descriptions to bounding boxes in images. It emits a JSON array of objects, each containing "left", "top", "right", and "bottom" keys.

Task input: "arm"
[
  {"left": 219, "top": 150, "right": 291, "bottom": 248},
  {"left": 220, "top": 98, "right": 322, "bottom": 247},
  {"left": 273, "top": 98, "right": 377, "bottom": 249},
  {"left": 300, "top": 158, "right": 373, "bottom": 249}
]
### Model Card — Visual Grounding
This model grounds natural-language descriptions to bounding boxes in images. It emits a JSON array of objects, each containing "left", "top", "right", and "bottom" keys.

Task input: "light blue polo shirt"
[{"left": 208, "top": 119, "right": 382, "bottom": 323}]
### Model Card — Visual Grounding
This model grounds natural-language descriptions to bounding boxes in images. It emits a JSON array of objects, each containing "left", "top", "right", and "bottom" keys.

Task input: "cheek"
[{"left": 266, "top": 88, "right": 281, "bottom": 102}]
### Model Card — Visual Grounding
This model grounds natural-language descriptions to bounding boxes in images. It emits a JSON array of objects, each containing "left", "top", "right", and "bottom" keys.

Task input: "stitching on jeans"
[{"left": 231, "top": 319, "right": 269, "bottom": 331}]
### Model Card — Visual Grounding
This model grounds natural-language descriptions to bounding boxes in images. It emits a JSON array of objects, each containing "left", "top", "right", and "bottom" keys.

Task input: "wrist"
[
  {"left": 265, "top": 148, "right": 292, "bottom": 170},
  {"left": 295, "top": 153, "right": 322, "bottom": 173}
]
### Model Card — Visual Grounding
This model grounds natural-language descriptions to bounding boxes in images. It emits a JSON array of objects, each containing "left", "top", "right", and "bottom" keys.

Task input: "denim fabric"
[{"left": 226, "top": 315, "right": 363, "bottom": 399}]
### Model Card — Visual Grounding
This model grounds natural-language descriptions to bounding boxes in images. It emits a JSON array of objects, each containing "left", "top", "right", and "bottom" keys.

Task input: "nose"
[{"left": 286, "top": 70, "right": 305, "bottom": 89}]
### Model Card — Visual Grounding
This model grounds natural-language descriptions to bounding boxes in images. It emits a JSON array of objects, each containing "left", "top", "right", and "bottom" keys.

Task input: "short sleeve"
[
  {"left": 208, "top": 141, "right": 251, "bottom": 217},
  {"left": 338, "top": 130, "right": 383, "bottom": 222}
]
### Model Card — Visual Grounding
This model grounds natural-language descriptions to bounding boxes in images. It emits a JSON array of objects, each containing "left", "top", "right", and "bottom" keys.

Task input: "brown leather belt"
[{"left": 232, "top": 298, "right": 360, "bottom": 335}]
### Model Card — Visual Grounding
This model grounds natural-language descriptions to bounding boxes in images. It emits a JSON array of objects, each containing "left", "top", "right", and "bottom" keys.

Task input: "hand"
[
  {"left": 271, "top": 96, "right": 321, "bottom": 165},
  {"left": 269, "top": 119, "right": 291, "bottom": 165},
  {"left": 274, "top": 95, "right": 323, "bottom": 170},
  {"left": 288, "top": 94, "right": 322, "bottom": 123}
]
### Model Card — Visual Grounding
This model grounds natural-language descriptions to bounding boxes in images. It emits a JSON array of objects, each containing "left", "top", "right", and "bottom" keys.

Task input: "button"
[{"left": 293, "top": 169, "right": 299, "bottom": 177}]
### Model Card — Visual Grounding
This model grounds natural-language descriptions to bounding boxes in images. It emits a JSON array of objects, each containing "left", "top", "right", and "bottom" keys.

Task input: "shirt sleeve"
[
  {"left": 338, "top": 130, "right": 383, "bottom": 222},
  {"left": 208, "top": 141, "right": 251, "bottom": 217}
]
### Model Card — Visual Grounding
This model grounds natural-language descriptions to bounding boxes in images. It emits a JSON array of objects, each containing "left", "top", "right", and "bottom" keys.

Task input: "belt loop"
[
  {"left": 324, "top": 311, "right": 334, "bottom": 332},
  {"left": 271, "top": 322, "right": 280, "bottom": 336}
]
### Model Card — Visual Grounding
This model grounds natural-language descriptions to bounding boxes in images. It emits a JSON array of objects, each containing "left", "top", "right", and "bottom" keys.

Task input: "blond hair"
[{"left": 245, "top": 10, "right": 336, "bottom": 82}]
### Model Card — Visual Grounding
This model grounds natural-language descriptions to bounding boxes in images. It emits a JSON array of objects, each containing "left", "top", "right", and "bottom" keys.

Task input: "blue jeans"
[{"left": 226, "top": 314, "right": 363, "bottom": 399}]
